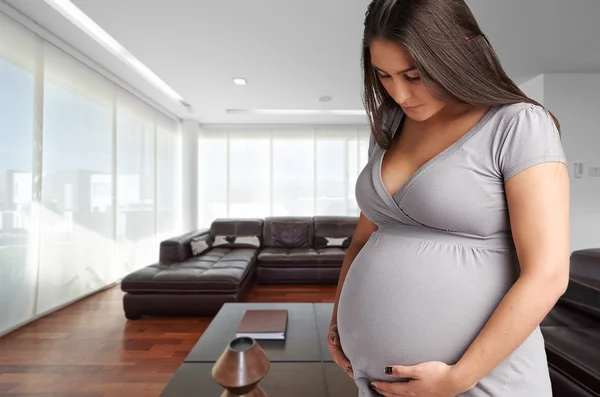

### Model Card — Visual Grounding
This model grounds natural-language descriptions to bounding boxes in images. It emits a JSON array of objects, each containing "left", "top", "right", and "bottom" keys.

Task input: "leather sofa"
[
  {"left": 120, "top": 216, "right": 357, "bottom": 319},
  {"left": 541, "top": 248, "right": 600, "bottom": 396}
]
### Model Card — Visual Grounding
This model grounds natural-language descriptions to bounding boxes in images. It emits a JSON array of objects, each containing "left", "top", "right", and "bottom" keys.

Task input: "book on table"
[{"left": 235, "top": 309, "right": 288, "bottom": 340}]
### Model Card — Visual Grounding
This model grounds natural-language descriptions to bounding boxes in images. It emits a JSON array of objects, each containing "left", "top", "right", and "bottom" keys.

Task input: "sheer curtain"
[
  {"left": 0, "top": 11, "right": 182, "bottom": 335},
  {"left": 38, "top": 43, "right": 116, "bottom": 313},
  {"left": 0, "top": 11, "right": 39, "bottom": 336},
  {"left": 115, "top": 89, "right": 157, "bottom": 278},
  {"left": 198, "top": 126, "right": 371, "bottom": 227},
  {"left": 156, "top": 113, "right": 182, "bottom": 243}
]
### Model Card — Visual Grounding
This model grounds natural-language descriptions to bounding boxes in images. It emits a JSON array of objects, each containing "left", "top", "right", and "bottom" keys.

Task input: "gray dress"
[{"left": 336, "top": 103, "right": 567, "bottom": 396}]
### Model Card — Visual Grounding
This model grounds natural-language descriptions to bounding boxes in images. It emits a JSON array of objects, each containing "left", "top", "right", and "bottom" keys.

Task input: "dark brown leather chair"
[{"left": 541, "top": 249, "right": 600, "bottom": 396}]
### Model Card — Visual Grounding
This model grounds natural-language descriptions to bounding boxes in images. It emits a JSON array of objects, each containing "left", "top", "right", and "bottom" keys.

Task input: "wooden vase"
[{"left": 212, "top": 337, "right": 271, "bottom": 397}]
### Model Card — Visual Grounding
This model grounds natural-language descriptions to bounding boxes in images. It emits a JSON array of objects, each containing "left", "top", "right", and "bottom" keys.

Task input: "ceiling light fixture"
[
  {"left": 226, "top": 109, "right": 367, "bottom": 116},
  {"left": 233, "top": 78, "right": 248, "bottom": 85},
  {"left": 44, "top": 0, "right": 185, "bottom": 104}
]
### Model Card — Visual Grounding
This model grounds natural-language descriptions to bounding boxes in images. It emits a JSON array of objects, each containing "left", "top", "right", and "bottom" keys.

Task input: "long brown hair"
[{"left": 362, "top": 0, "right": 559, "bottom": 149}]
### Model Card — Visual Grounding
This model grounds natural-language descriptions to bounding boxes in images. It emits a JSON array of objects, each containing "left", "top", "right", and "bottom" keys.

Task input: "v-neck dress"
[{"left": 336, "top": 102, "right": 567, "bottom": 397}]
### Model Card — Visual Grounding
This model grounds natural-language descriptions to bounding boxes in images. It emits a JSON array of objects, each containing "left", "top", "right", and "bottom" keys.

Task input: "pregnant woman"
[{"left": 327, "top": 1, "right": 570, "bottom": 396}]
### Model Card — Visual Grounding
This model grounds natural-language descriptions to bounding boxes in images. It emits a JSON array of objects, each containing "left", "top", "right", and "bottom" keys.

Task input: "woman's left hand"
[{"left": 370, "top": 361, "right": 469, "bottom": 397}]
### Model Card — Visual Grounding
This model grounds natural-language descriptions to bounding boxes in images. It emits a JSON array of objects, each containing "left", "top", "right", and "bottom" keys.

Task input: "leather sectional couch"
[
  {"left": 121, "top": 216, "right": 357, "bottom": 318},
  {"left": 120, "top": 219, "right": 599, "bottom": 396}
]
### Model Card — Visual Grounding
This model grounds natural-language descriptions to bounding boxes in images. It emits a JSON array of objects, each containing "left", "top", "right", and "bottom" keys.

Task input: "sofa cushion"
[
  {"left": 258, "top": 248, "right": 319, "bottom": 267},
  {"left": 313, "top": 216, "right": 357, "bottom": 248},
  {"left": 122, "top": 248, "right": 257, "bottom": 293},
  {"left": 190, "top": 233, "right": 212, "bottom": 256},
  {"left": 315, "top": 236, "right": 347, "bottom": 248},
  {"left": 209, "top": 218, "right": 264, "bottom": 248},
  {"left": 212, "top": 235, "right": 261, "bottom": 248},
  {"left": 262, "top": 217, "right": 314, "bottom": 248},
  {"left": 317, "top": 247, "right": 348, "bottom": 266}
]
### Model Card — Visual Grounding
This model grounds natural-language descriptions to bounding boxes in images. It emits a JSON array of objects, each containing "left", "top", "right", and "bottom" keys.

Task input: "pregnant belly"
[{"left": 336, "top": 230, "right": 518, "bottom": 380}]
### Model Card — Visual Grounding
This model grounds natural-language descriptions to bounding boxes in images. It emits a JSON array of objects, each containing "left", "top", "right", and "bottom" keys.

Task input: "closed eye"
[{"left": 375, "top": 71, "right": 420, "bottom": 82}]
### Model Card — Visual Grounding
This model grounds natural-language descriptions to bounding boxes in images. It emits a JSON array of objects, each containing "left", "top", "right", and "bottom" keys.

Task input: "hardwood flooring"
[{"left": 0, "top": 283, "right": 336, "bottom": 396}]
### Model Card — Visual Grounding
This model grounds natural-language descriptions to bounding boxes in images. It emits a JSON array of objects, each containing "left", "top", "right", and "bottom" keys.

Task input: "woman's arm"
[
  {"left": 330, "top": 212, "right": 378, "bottom": 327},
  {"left": 450, "top": 161, "right": 571, "bottom": 391}
]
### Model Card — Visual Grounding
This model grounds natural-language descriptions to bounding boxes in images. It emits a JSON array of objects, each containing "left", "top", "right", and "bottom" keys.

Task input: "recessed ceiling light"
[
  {"left": 233, "top": 78, "right": 248, "bottom": 85},
  {"left": 44, "top": 0, "right": 185, "bottom": 104},
  {"left": 226, "top": 109, "right": 367, "bottom": 116}
]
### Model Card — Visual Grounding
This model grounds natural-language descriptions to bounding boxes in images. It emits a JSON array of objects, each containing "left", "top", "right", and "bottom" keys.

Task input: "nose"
[{"left": 391, "top": 79, "right": 411, "bottom": 105}]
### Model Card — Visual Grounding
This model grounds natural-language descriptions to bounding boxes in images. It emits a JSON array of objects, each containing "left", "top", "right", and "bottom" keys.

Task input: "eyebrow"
[{"left": 372, "top": 65, "right": 417, "bottom": 75}]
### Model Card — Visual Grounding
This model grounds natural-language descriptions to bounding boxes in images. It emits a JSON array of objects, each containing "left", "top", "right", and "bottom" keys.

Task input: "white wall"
[
  {"left": 542, "top": 74, "right": 600, "bottom": 252},
  {"left": 519, "top": 74, "right": 545, "bottom": 105}
]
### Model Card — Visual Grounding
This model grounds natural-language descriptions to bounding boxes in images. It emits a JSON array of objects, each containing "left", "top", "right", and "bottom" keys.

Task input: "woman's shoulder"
[
  {"left": 489, "top": 102, "right": 566, "bottom": 180},
  {"left": 483, "top": 101, "right": 559, "bottom": 145},
  {"left": 492, "top": 102, "right": 555, "bottom": 129}
]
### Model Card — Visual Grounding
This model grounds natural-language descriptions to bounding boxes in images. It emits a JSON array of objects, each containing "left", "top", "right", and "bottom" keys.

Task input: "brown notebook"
[{"left": 235, "top": 309, "right": 288, "bottom": 340}]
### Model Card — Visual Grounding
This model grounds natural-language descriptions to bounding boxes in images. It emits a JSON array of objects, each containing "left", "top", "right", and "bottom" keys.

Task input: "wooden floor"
[{"left": 0, "top": 283, "right": 336, "bottom": 396}]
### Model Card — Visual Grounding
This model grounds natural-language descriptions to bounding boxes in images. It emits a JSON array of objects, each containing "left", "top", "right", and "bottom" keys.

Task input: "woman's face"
[{"left": 369, "top": 38, "right": 447, "bottom": 121}]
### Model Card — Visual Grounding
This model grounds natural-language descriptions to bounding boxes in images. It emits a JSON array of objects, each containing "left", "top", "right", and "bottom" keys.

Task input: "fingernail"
[{"left": 384, "top": 366, "right": 392, "bottom": 374}]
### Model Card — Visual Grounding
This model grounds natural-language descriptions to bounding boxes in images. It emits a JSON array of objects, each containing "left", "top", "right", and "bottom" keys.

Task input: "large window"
[
  {"left": 0, "top": 11, "right": 182, "bottom": 335},
  {"left": 38, "top": 45, "right": 115, "bottom": 313},
  {"left": 198, "top": 126, "right": 370, "bottom": 226},
  {"left": 316, "top": 129, "right": 350, "bottom": 215},
  {"left": 116, "top": 91, "right": 156, "bottom": 276},
  {"left": 198, "top": 136, "right": 227, "bottom": 223},
  {"left": 0, "top": 13, "right": 37, "bottom": 334},
  {"left": 272, "top": 131, "right": 316, "bottom": 216},
  {"left": 229, "top": 133, "right": 270, "bottom": 218},
  {"left": 156, "top": 116, "right": 182, "bottom": 242}
]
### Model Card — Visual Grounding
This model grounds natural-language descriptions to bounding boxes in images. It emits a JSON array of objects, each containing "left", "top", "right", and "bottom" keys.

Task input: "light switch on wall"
[{"left": 573, "top": 162, "right": 584, "bottom": 178}]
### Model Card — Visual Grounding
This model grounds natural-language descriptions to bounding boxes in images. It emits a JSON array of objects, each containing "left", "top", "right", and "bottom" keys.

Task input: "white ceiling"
[{"left": 4, "top": 0, "right": 600, "bottom": 125}]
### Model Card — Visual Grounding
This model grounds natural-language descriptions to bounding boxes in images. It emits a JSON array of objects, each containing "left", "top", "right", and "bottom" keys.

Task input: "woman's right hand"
[{"left": 327, "top": 324, "right": 354, "bottom": 379}]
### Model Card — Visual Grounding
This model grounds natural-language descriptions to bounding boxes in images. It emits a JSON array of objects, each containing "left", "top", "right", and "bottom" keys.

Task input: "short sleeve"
[{"left": 497, "top": 104, "right": 567, "bottom": 181}]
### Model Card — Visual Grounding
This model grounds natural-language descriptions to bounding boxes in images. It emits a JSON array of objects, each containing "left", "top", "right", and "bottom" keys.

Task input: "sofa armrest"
[{"left": 159, "top": 228, "right": 210, "bottom": 263}]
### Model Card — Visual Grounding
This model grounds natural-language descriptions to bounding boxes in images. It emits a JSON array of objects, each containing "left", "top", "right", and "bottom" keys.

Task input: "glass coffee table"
[{"left": 160, "top": 303, "right": 357, "bottom": 397}]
